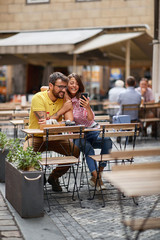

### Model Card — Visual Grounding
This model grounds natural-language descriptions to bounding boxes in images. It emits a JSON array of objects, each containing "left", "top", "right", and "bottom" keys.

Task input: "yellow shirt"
[{"left": 29, "top": 90, "right": 64, "bottom": 129}]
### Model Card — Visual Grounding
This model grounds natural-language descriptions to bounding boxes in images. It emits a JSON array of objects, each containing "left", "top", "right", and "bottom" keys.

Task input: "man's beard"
[{"left": 52, "top": 89, "right": 65, "bottom": 99}]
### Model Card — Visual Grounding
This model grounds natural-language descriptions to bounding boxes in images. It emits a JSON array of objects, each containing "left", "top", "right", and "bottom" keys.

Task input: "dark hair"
[
  {"left": 126, "top": 76, "right": 136, "bottom": 87},
  {"left": 68, "top": 73, "right": 85, "bottom": 98},
  {"left": 49, "top": 72, "right": 68, "bottom": 85}
]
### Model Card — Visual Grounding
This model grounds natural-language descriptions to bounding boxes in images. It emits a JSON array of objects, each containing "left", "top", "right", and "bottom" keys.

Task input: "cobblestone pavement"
[
  {"left": 0, "top": 191, "right": 24, "bottom": 240},
  {"left": 1, "top": 126, "right": 160, "bottom": 240},
  {"left": 44, "top": 138, "right": 160, "bottom": 240}
]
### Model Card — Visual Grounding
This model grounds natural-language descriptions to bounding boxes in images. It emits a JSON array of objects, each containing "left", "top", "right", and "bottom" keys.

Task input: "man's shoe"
[{"left": 48, "top": 176, "right": 62, "bottom": 192}]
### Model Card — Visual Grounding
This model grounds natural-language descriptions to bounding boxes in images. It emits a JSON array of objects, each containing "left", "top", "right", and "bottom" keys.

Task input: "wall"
[{"left": 0, "top": 0, "right": 154, "bottom": 36}]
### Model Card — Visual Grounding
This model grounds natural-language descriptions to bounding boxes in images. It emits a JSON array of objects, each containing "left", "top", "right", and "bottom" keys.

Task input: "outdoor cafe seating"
[
  {"left": 102, "top": 150, "right": 160, "bottom": 240},
  {"left": 22, "top": 124, "right": 86, "bottom": 210}
]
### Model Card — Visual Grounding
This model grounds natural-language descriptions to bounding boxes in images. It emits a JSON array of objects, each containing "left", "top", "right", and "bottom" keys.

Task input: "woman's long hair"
[{"left": 68, "top": 73, "right": 85, "bottom": 99}]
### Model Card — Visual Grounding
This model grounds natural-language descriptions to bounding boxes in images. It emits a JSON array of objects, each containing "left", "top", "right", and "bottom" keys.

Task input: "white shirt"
[{"left": 108, "top": 87, "right": 126, "bottom": 102}]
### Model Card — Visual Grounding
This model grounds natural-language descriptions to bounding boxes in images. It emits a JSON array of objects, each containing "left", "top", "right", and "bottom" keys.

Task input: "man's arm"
[{"left": 34, "top": 111, "right": 46, "bottom": 120}]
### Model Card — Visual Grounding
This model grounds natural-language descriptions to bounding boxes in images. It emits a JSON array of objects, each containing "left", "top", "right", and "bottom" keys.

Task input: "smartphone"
[
  {"left": 80, "top": 92, "right": 89, "bottom": 107},
  {"left": 81, "top": 92, "right": 88, "bottom": 99}
]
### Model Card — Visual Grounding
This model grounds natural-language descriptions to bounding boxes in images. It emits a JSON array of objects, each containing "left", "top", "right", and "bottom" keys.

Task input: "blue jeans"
[{"left": 74, "top": 131, "right": 112, "bottom": 173}]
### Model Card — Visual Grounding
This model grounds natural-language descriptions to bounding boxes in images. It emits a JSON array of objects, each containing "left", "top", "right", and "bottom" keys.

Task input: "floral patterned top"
[{"left": 71, "top": 96, "right": 97, "bottom": 127}]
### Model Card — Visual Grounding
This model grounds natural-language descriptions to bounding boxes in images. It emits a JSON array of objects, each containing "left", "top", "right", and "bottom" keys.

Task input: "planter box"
[
  {"left": 5, "top": 161, "right": 44, "bottom": 218},
  {"left": 0, "top": 149, "right": 9, "bottom": 182}
]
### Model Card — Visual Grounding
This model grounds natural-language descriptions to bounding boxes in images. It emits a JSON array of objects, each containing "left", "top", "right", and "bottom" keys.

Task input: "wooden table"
[
  {"left": 103, "top": 163, "right": 160, "bottom": 239},
  {"left": 10, "top": 120, "right": 25, "bottom": 138},
  {"left": 103, "top": 167, "right": 160, "bottom": 197}
]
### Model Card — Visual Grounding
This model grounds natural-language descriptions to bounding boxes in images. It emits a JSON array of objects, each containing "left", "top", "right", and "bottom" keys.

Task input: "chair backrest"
[
  {"left": 142, "top": 102, "right": 160, "bottom": 117},
  {"left": 23, "top": 117, "right": 29, "bottom": 129},
  {"left": 122, "top": 104, "right": 140, "bottom": 121},
  {"left": 12, "top": 111, "right": 29, "bottom": 119},
  {"left": 94, "top": 115, "right": 110, "bottom": 122},
  {"left": 98, "top": 122, "right": 140, "bottom": 138},
  {"left": 110, "top": 148, "right": 160, "bottom": 162},
  {"left": 43, "top": 125, "right": 85, "bottom": 141}
]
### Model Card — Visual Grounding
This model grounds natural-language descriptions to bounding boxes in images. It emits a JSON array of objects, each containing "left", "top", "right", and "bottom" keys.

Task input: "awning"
[
  {"left": 73, "top": 32, "right": 144, "bottom": 54},
  {"left": 0, "top": 29, "right": 102, "bottom": 54}
]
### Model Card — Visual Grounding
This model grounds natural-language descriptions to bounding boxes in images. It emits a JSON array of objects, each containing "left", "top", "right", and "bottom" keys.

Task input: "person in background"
[
  {"left": 108, "top": 79, "right": 126, "bottom": 103},
  {"left": 24, "top": 72, "right": 79, "bottom": 192},
  {"left": 148, "top": 79, "right": 152, "bottom": 89},
  {"left": 136, "top": 78, "right": 154, "bottom": 103},
  {"left": 117, "top": 76, "right": 141, "bottom": 122},
  {"left": 65, "top": 73, "right": 112, "bottom": 190},
  {"left": 136, "top": 78, "right": 156, "bottom": 136},
  {"left": 108, "top": 79, "right": 126, "bottom": 116}
]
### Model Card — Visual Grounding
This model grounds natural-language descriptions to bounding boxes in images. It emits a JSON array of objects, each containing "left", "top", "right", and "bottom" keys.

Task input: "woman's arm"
[
  {"left": 80, "top": 96, "right": 94, "bottom": 121},
  {"left": 64, "top": 109, "right": 74, "bottom": 121},
  {"left": 51, "top": 100, "right": 72, "bottom": 120}
]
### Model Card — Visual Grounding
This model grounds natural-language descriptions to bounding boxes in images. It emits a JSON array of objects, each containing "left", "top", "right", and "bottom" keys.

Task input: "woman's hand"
[{"left": 79, "top": 96, "right": 90, "bottom": 109}]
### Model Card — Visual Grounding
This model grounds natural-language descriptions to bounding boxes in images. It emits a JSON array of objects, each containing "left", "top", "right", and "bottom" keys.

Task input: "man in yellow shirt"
[{"left": 24, "top": 72, "right": 79, "bottom": 192}]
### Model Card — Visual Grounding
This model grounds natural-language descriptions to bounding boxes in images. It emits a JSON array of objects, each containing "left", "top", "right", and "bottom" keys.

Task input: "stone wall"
[{"left": 0, "top": 0, "right": 154, "bottom": 36}]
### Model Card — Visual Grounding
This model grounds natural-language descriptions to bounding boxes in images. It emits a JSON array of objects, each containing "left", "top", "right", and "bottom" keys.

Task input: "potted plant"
[
  {"left": 5, "top": 140, "right": 44, "bottom": 218},
  {"left": 0, "top": 132, "right": 12, "bottom": 182}
]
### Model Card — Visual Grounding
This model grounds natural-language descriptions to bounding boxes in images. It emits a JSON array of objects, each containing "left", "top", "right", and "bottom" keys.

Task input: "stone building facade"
[
  {"left": 0, "top": 0, "right": 155, "bottom": 98},
  {"left": 0, "top": 0, "right": 154, "bottom": 36}
]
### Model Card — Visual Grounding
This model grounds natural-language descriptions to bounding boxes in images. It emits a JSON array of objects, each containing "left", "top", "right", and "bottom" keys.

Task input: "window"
[
  {"left": 26, "top": 0, "right": 50, "bottom": 4},
  {"left": 76, "top": 0, "right": 100, "bottom": 2}
]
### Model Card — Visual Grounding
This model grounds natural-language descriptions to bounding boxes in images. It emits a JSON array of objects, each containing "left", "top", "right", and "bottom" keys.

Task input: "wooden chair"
[
  {"left": 98, "top": 122, "right": 140, "bottom": 150},
  {"left": 23, "top": 117, "right": 29, "bottom": 129},
  {"left": 39, "top": 125, "right": 85, "bottom": 209},
  {"left": 88, "top": 122, "right": 140, "bottom": 206},
  {"left": 102, "top": 153, "right": 160, "bottom": 240},
  {"left": 122, "top": 104, "right": 140, "bottom": 122},
  {"left": 94, "top": 115, "right": 110, "bottom": 122},
  {"left": 12, "top": 111, "right": 29, "bottom": 119},
  {"left": 139, "top": 102, "right": 160, "bottom": 138}
]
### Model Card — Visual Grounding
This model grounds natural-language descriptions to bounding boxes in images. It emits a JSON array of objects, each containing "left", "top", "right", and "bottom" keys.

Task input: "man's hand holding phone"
[{"left": 80, "top": 92, "right": 89, "bottom": 108}]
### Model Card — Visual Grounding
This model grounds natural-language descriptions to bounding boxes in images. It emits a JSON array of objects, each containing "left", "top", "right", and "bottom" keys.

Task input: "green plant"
[
  {"left": 7, "top": 139, "right": 41, "bottom": 171},
  {"left": 0, "top": 132, "right": 9, "bottom": 151}
]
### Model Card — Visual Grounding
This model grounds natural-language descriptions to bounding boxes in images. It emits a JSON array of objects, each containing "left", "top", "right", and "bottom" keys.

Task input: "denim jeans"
[{"left": 74, "top": 130, "right": 112, "bottom": 173}]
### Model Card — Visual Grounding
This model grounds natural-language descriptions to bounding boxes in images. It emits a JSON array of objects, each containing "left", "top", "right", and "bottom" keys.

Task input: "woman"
[{"left": 65, "top": 73, "right": 112, "bottom": 190}]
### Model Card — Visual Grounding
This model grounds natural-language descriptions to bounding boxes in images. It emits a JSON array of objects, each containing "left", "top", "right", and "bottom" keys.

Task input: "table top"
[
  {"left": 21, "top": 128, "right": 43, "bottom": 134},
  {"left": 10, "top": 120, "right": 24, "bottom": 125},
  {"left": 103, "top": 167, "right": 160, "bottom": 197},
  {"left": 21, "top": 122, "right": 140, "bottom": 135}
]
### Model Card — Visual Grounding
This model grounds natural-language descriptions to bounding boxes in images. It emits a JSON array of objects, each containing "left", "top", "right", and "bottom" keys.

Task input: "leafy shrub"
[{"left": 6, "top": 137, "right": 41, "bottom": 171}]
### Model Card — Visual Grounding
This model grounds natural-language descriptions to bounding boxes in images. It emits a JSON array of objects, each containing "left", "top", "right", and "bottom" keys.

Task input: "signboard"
[{"left": 110, "top": 68, "right": 122, "bottom": 80}]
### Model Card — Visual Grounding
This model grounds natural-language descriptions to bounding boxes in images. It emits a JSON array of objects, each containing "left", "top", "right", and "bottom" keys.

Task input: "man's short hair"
[
  {"left": 126, "top": 76, "right": 136, "bottom": 87},
  {"left": 49, "top": 72, "right": 68, "bottom": 85}
]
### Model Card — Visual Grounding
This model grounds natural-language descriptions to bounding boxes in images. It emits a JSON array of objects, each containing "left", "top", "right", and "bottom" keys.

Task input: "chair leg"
[
  {"left": 43, "top": 171, "right": 51, "bottom": 212},
  {"left": 72, "top": 165, "right": 83, "bottom": 207}
]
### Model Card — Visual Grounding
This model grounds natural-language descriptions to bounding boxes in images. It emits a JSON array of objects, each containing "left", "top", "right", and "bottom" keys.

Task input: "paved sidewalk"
[
  {"left": 0, "top": 183, "right": 65, "bottom": 240},
  {"left": 0, "top": 138, "right": 160, "bottom": 240},
  {"left": 0, "top": 190, "right": 24, "bottom": 239}
]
